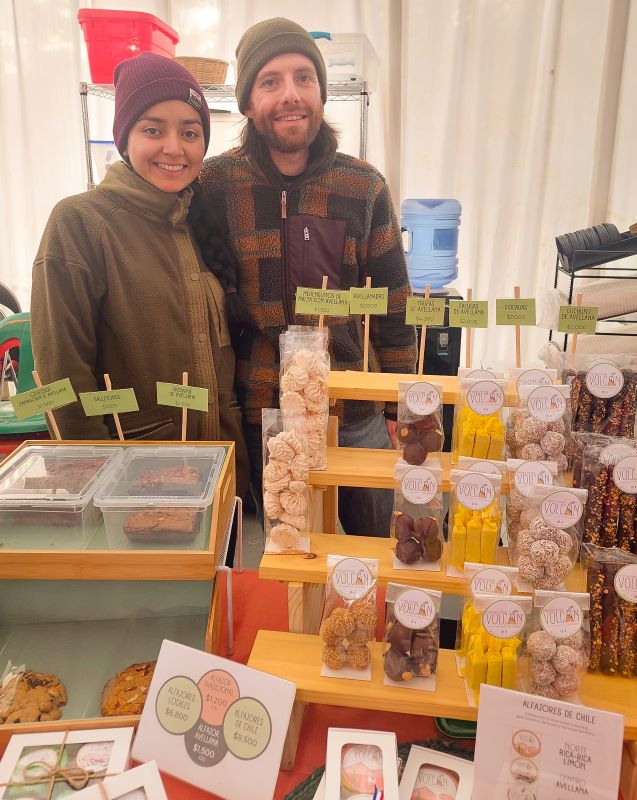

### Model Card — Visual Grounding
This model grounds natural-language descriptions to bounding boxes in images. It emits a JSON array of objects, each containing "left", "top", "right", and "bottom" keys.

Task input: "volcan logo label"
[
  {"left": 615, "top": 565, "right": 637, "bottom": 603},
  {"left": 466, "top": 381, "right": 505, "bottom": 416},
  {"left": 527, "top": 386, "right": 565, "bottom": 422},
  {"left": 613, "top": 456, "right": 637, "bottom": 495},
  {"left": 455, "top": 473, "right": 495, "bottom": 511},
  {"left": 514, "top": 461, "right": 554, "bottom": 498},
  {"left": 405, "top": 381, "right": 441, "bottom": 415},
  {"left": 585, "top": 362, "right": 624, "bottom": 399},
  {"left": 414, "top": 765, "right": 459, "bottom": 794},
  {"left": 467, "top": 460, "right": 501, "bottom": 476},
  {"left": 516, "top": 369, "right": 552, "bottom": 391},
  {"left": 331, "top": 558, "right": 373, "bottom": 599},
  {"left": 540, "top": 597, "right": 582, "bottom": 638},
  {"left": 470, "top": 568, "right": 513, "bottom": 596},
  {"left": 482, "top": 599, "right": 525, "bottom": 639},
  {"left": 600, "top": 443, "right": 634, "bottom": 467},
  {"left": 401, "top": 467, "right": 438, "bottom": 505},
  {"left": 394, "top": 588, "right": 436, "bottom": 629},
  {"left": 540, "top": 490, "right": 584, "bottom": 529}
]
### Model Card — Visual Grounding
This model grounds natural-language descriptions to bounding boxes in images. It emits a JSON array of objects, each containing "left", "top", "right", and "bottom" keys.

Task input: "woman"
[{"left": 31, "top": 52, "right": 248, "bottom": 496}]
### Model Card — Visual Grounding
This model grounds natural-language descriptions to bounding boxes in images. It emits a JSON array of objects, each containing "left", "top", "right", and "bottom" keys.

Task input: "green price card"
[
  {"left": 157, "top": 382, "right": 209, "bottom": 412},
  {"left": 495, "top": 298, "right": 537, "bottom": 326},
  {"left": 449, "top": 300, "right": 489, "bottom": 328},
  {"left": 405, "top": 297, "right": 446, "bottom": 326},
  {"left": 79, "top": 388, "right": 139, "bottom": 417},
  {"left": 558, "top": 305, "right": 599, "bottom": 334},
  {"left": 349, "top": 287, "right": 388, "bottom": 315},
  {"left": 295, "top": 287, "right": 350, "bottom": 316},
  {"left": 10, "top": 378, "right": 76, "bottom": 420}
]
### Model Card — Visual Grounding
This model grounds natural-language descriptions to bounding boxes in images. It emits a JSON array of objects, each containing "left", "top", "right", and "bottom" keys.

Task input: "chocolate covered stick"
[
  {"left": 569, "top": 371, "right": 582, "bottom": 421},
  {"left": 590, "top": 397, "right": 608, "bottom": 433},
  {"left": 583, "top": 464, "right": 608, "bottom": 545},
  {"left": 601, "top": 481, "right": 621, "bottom": 547},
  {"left": 619, "top": 600, "right": 637, "bottom": 677},
  {"left": 601, "top": 563, "right": 620, "bottom": 674},
  {"left": 620, "top": 373, "right": 637, "bottom": 437},
  {"left": 618, "top": 492, "right": 636, "bottom": 552},
  {"left": 575, "top": 380, "right": 593, "bottom": 432},
  {"left": 588, "top": 563, "right": 605, "bottom": 672}
]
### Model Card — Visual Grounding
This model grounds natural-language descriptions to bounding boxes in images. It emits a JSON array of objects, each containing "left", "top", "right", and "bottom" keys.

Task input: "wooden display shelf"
[
  {"left": 260, "top": 534, "right": 587, "bottom": 634},
  {"left": 0, "top": 440, "right": 236, "bottom": 581},
  {"left": 328, "top": 371, "right": 518, "bottom": 405},
  {"left": 248, "top": 631, "right": 637, "bottom": 766}
]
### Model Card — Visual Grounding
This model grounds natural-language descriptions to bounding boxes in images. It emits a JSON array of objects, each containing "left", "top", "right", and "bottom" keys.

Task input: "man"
[{"left": 193, "top": 17, "right": 417, "bottom": 536}]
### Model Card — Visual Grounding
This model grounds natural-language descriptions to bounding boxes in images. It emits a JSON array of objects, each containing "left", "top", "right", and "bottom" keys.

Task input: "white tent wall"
[{"left": 1, "top": 0, "right": 635, "bottom": 368}]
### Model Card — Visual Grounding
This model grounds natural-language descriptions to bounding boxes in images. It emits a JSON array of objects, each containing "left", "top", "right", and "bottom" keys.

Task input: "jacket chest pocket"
[{"left": 287, "top": 215, "right": 347, "bottom": 290}]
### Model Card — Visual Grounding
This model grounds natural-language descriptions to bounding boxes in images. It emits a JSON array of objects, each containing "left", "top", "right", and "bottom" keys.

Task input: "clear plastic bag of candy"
[
  {"left": 396, "top": 380, "right": 443, "bottom": 466},
  {"left": 392, "top": 460, "right": 443, "bottom": 570},
  {"left": 505, "top": 458, "right": 559, "bottom": 548},
  {"left": 448, "top": 469, "right": 503, "bottom": 575},
  {"left": 452, "top": 378, "right": 508, "bottom": 463}
]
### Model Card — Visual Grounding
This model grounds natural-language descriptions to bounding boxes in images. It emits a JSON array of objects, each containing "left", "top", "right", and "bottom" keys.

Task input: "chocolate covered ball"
[
  {"left": 394, "top": 513, "right": 415, "bottom": 541},
  {"left": 386, "top": 621, "right": 413, "bottom": 653},
  {"left": 420, "top": 428, "right": 442, "bottom": 453},
  {"left": 414, "top": 415, "right": 438, "bottom": 433},
  {"left": 384, "top": 648, "right": 414, "bottom": 681},
  {"left": 424, "top": 537, "right": 443, "bottom": 562},
  {"left": 395, "top": 538, "right": 421, "bottom": 564},
  {"left": 402, "top": 441, "right": 427, "bottom": 465},
  {"left": 413, "top": 516, "right": 437, "bottom": 544},
  {"left": 398, "top": 422, "right": 418, "bottom": 444}
]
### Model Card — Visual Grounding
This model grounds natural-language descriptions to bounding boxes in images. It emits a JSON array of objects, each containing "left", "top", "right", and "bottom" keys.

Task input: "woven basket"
[{"left": 175, "top": 56, "right": 228, "bottom": 84}]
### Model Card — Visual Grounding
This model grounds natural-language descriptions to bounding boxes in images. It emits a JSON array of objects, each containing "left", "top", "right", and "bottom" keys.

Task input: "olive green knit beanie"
[{"left": 235, "top": 17, "right": 327, "bottom": 114}]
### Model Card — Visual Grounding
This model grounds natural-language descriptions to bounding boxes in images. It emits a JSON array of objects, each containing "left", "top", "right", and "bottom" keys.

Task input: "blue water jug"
[{"left": 401, "top": 199, "right": 461, "bottom": 291}]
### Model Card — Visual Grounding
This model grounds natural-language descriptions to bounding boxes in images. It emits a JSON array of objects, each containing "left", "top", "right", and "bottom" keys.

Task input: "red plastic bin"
[{"left": 77, "top": 8, "right": 179, "bottom": 85}]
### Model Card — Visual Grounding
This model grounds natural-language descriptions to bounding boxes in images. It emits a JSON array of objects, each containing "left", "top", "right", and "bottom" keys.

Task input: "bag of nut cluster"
[
  {"left": 452, "top": 379, "right": 508, "bottom": 464},
  {"left": 455, "top": 563, "right": 519, "bottom": 675},
  {"left": 261, "top": 408, "right": 311, "bottom": 554},
  {"left": 548, "top": 353, "right": 637, "bottom": 437},
  {"left": 583, "top": 543, "right": 637, "bottom": 677},
  {"left": 383, "top": 583, "right": 441, "bottom": 691},
  {"left": 526, "top": 590, "right": 590, "bottom": 701},
  {"left": 512, "top": 485, "right": 588, "bottom": 591},
  {"left": 574, "top": 434, "right": 637, "bottom": 551},
  {"left": 506, "top": 458, "right": 559, "bottom": 548},
  {"left": 397, "top": 380, "right": 443, "bottom": 466},
  {"left": 279, "top": 326, "right": 330, "bottom": 470},
  {"left": 461, "top": 592, "right": 532, "bottom": 705},
  {"left": 392, "top": 459, "right": 443, "bottom": 571},
  {"left": 448, "top": 469, "right": 503, "bottom": 576},
  {"left": 319, "top": 555, "right": 378, "bottom": 680},
  {"left": 506, "top": 384, "right": 571, "bottom": 476}
]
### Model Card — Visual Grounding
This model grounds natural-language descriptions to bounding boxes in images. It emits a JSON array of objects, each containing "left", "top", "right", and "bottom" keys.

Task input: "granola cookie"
[
  {"left": 0, "top": 669, "right": 67, "bottom": 724},
  {"left": 100, "top": 661, "right": 156, "bottom": 716}
]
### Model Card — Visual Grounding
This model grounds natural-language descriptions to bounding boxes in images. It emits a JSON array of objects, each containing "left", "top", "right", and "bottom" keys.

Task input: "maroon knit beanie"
[{"left": 113, "top": 52, "right": 210, "bottom": 155}]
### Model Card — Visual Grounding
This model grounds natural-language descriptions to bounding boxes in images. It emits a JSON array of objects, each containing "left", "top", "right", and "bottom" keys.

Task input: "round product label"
[
  {"left": 614, "top": 565, "right": 637, "bottom": 603},
  {"left": 394, "top": 588, "right": 437, "bottom": 629},
  {"left": 482, "top": 599, "right": 526, "bottom": 639},
  {"left": 76, "top": 742, "right": 113, "bottom": 772},
  {"left": 510, "top": 758, "right": 538, "bottom": 785},
  {"left": 512, "top": 730, "right": 541, "bottom": 759},
  {"left": 413, "top": 764, "right": 460, "bottom": 797},
  {"left": 454, "top": 473, "right": 496, "bottom": 511},
  {"left": 540, "top": 596, "right": 583, "bottom": 638},
  {"left": 222, "top": 697, "right": 272, "bottom": 760},
  {"left": 405, "top": 382, "right": 441, "bottom": 416},
  {"left": 466, "top": 461, "right": 502, "bottom": 476},
  {"left": 526, "top": 386, "right": 566, "bottom": 422},
  {"left": 514, "top": 462, "right": 554, "bottom": 498},
  {"left": 585, "top": 362, "right": 624, "bottom": 399},
  {"left": 466, "top": 369, "right": 497, "bottom": 379},
  {"left": 401, "top": 467, "right": 439, "bottom": 505},
  {"left": 540, "top": 490, "right": 584, "bottom": 529},
  {"left": 466, "top": 381, "right": 505, "bottom": 416},
  {"left": 331, "top": 558, "right": 374, "bottom": 599},
  {"left": 516, "top": 369, "right": 552, "bottom": 391},
  {"left": 613, "top": 456, "right": 637, "bottom": 494},
  {"left": 600, "top": 443, "right": 634, "bottom": 467},
  {"left": 470, "top": 567, "right": 513, "bottom": 597},
  {"left": 340, "top": 743, "right": 384, "bottom": 794},
  {"left": 184, "top": 719, "right": 229, "bottom": 767},
  {"left": 197, "top": 670, "right": 240, "bottom": 726},
  {"left": 155, "top": 676, "right": 202, "bottom": 736}
]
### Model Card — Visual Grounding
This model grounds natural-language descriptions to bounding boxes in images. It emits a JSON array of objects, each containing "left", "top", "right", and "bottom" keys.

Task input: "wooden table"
[
  {"left": 260, "top": 533, "right": 587, "bottom": 634},
  {"left": 249, "top": 630, "right": 637, "bottom": 768}
]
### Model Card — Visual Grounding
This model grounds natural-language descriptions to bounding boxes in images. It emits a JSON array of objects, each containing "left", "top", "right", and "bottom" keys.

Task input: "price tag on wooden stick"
[
  {"left": 11, "top": 375, "right": 76, "bottom": 439},
  {"left": 295, "top": 286, "right": 350, "bottom": 318}
]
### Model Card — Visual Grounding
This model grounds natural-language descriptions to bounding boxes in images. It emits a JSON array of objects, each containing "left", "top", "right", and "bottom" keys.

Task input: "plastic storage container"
[
  {"left": 93, "top": 446, "right": 226, "bottom": 550},
  {"left": 0, "top": 445, "right": 123, "bottom": 548},
  {"left": 312, "top": 32, "right": 379, "bottom": 90},
  {"left": 77, "top": 9, "right": 179, "bottom": 85},
  {"left": 401, "top": 199, "right": 462, "bottom": 291}
]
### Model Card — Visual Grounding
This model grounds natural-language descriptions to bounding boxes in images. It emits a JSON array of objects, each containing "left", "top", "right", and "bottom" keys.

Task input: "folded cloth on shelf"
[{"left": 538, "top": 279, "right": 637, "bottom": 328}]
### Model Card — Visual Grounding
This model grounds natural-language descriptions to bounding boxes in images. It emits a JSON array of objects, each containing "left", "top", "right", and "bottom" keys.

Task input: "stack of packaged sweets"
[
  {"left": 319, "top": 555, "right": 378, "bottom": 680},
  {"left": 262, "top": 409, "right": 311, "bottom": 553},
  {"left": 505, "top": 383, "right": 571, "bottom": 475},
  {"left": 396, "top": 381, "right": 443, "bottom": 465},
  {"left": 459, "top": 592, "right": 531, "bottom": 705},
  {"left": 392, "top": 460, "right": 443, "bottom": 570},
  {"left": 279, "top": 326, "right": 330, "bottom": 470},
  {"left": 448, "top": 469, "right": 503, "bottom": 575},
  {"left": 509, "top": 484, "right": 587, "bottom": 590},
  {"left": 526, "top": 590, "right": 590, "bottom": 700},
  {"left": 451, "top": 379, "right": 508, "bottom": 462},
  {"left": 573, "top": 433, "right": 637, "bottom": 551},
  {"left": 456, "top": 562, "right": 519, "bottom": 673},
  {"left": 505, "top": 458, "right": 558, "bottom": 547},
  {"left": 383, "top": 583, "right": 441, "bottom": 690},
  {"left": 584, "top": 544, "right": 637, "bottom": 677}
]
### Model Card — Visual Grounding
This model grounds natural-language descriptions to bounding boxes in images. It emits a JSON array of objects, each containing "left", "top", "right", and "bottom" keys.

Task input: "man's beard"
[{"left": 252, "top": 109, "right": 322, "bottom": 154}]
